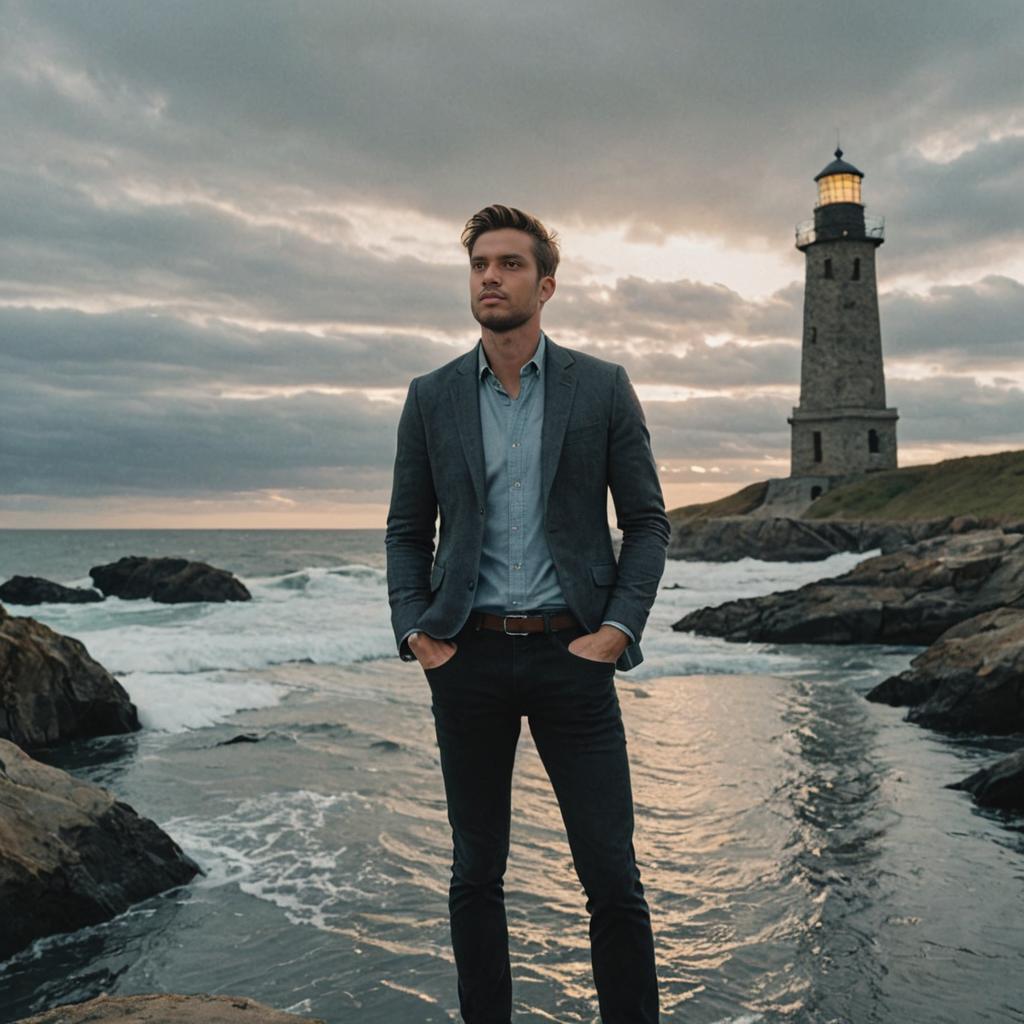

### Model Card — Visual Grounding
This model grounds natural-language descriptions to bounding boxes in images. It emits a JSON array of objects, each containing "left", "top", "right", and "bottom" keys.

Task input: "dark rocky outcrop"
[
  {"left": 665, "top": 514, "right": 1021, "bottom": 563},
  {"left": 0, "top": 576, "right": 103, "bottom": 605},
  {"left": 673, "top": 528, "right": 1024, "bottom": 645},
  {"left": 865, "top": 607, "right": 1024, "bottom": 735},
  {"left": 90, "top": 556, "right": 251, "bottom": 604},
  {"left": 0, "top": 737, "right": 201, "bottom": 961},
  {"left": 0, "top": 604, "right": 140, "bottom": 750},
  {"left": 948, "top": 748, "right": 1024, "bottom": 811},
  {"left": 12, "top": 993, "right": 322, "bottom": 1023}
]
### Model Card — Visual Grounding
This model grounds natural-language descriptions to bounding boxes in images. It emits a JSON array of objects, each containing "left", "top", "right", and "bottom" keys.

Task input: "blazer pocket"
[
  {"left": 589, "top": 562, "right": 617, "bottom": 587},
  {"left": 430, "top": 563, "right": 446, "bottom": 591}
]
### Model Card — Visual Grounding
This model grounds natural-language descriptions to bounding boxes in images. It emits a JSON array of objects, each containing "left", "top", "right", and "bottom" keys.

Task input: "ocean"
[{"left": 0, "top": 529, "right": 1021, "bottom": 1023}]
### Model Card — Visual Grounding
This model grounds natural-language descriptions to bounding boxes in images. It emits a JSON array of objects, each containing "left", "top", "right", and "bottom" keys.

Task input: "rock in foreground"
[
  {"left": 13, "top": 993, "right": 324, "bottom": 1023},
  {"left": 866, "top": 607, "right": 1024, "bottom": 735},
  {"left": 90, "top": 556, "right": 251, "bottom": 603},
  {"left": 0, "top": 576, "right": 103, "bottom": 605},
  {"left": 0, "top": 737, "right": 201, "bottom": 961},
  {"left": 673, "top": 528, "right": 1024, "bottom": 645},
  {"left": 947, "top": 748, "right": 1024, "bottom": 810},
  {"left": 0, "top": 604, "right": 140, "bottom": 750}
]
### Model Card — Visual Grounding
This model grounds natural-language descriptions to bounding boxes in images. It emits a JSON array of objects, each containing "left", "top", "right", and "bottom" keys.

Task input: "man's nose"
[{"left": 481, "top": 262, "right": 501, "bottom": 285}]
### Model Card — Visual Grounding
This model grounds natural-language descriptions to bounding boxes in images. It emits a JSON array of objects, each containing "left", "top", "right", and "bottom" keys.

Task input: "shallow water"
[{"left": 1, "top": 530, "right": 1022, "bottom": 1023}]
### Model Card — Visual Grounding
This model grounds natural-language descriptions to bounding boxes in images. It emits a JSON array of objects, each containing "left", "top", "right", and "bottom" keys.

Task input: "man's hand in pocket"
[{"left": 409, "top": 632, "right": 458, "bottom": 670}]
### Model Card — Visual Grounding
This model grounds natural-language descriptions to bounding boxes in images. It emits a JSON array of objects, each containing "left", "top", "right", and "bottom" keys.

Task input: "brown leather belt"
[{"left": 469, "top": 610, "right": 580, "bottom": 635}]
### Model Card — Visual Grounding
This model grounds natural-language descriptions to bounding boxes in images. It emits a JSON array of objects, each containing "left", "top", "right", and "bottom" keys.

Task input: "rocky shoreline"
[
  {"left": 672, "top": 524, "right": 1024, "bottom": 810},
  {"left": 0, "top": 555, "right": 251, "bottom": 606},
  {"left": 0, "top": 556, "right": 312, "bottom": 1022},
  {"left": 666, "top": 512, "right": 1024, "bottom": 562}
]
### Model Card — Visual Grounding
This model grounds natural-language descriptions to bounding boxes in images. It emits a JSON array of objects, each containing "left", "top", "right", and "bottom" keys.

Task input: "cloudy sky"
[{"left": 2, "top": 1, "right": 1022, "bottom": 528}]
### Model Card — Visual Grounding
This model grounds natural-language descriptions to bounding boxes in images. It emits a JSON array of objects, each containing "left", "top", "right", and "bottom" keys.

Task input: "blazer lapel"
[
  {"left": 541, "top": 336, "right": 577, "bottom": 510},
  {"left": 450, "top": 346, "right": 486, "bottom": 508}
]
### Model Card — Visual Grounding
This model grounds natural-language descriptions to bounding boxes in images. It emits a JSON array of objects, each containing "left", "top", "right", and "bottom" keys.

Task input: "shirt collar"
[{"left": 478, "top": 331, "right": 547, "bottom": 382}]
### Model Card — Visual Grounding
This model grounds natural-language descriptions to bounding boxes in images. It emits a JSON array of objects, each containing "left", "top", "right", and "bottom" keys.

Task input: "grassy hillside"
[
  {"left": 667, "top": 480, "right": 769, "bottom": 524},
  {"left": 666, "top": 449, "right": 1024, "bottom": 523},
  {"left": 804, "top": 448, "right": 1024, "bottom": 520}
]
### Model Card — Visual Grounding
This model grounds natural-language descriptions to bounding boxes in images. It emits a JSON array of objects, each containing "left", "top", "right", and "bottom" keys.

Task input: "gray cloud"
[
  {"left": 4, "top": 1, "right": 1022, "bottom": 250},
  {"left": 0, "top": 169, "right": 465, "bottom": 328},
  {"left": 881, "top": 275, "right": 1024, "bottom": 369},
  {"left": 0, "top": 307, "right": 462, "bottom": 391},
  {"left": 0, "top": 368, "right": 401, "bottom": 497},
  {"left": 888, "top": 375, "right": 1024, "bottom": 444}
]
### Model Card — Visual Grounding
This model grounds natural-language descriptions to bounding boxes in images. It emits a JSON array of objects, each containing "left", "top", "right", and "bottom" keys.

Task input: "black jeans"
[{"left": 424, "top": 613, "right": 659, "bottom": 1023}]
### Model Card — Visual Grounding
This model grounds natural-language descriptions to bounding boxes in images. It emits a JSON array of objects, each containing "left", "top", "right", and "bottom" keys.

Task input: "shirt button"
[
  {"left": 467, "top": 580, "right": 475, "bottom": 590},
  {"left": 513, "top": 563, "right": 521, "bottom": 570},
  {"left": 511, "top": 442, "right": 519, "bottom": 448},
  {"left": 511, "top": 526, "right": 518, "bottom": 532},
  {"left": 512, "top": 481, "right": 521, "bottom": 488}
]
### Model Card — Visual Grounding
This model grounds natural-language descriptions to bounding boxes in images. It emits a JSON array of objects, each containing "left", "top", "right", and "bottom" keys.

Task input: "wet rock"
[
  {"left": 665, "top": 514, "right": 1017, "bottom": 563},
  {"left": 11, "top": 993, "right": 324, "bottom": 1023},
  {"left": 866, "top": 607, "right": 1024, "bottom": 735},
  {"left": 673, "top": 528, "right": 1024, "bottom": 645},
  {"left": 90, "top": 556, "right": 251, "bottom": 603},
  {"left": 0, "top": 737, "right": 201, "bottom": 961},
  {"left": 0, "top": 576, "right": 103, "bottom": 605},
  {"left": 948, "top": 748, "right": 1024, "bottom": 810},
  {"left": 0, "top": 604, "right": 140, "bottom": 750},
  {"left": 218, "top": 732, "right": 262, "bottom": 745}
]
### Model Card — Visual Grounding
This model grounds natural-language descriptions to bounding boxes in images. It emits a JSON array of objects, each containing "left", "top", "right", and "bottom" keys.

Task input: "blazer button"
[{"left": 467, "top": 580, "right": 475, "bottom": 590}]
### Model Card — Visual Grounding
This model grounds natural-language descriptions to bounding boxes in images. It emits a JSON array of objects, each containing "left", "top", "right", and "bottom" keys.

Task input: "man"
[{"left": 385, "top": 204, "right": 669, "bottom": 1023}]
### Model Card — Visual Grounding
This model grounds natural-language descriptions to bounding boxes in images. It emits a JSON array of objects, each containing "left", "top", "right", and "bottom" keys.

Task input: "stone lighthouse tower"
[{"left": 787, "top": 149, "right": 898, "bottom": 495}]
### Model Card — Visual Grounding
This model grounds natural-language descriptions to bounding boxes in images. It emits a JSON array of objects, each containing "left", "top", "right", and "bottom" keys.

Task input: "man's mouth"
[{"left": 479, "top": 292, "right": 505, "bottom": 301}]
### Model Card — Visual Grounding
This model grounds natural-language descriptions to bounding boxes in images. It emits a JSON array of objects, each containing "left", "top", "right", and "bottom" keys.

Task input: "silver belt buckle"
[{"left": 503, "top": 613, "right": 530, "bottom": 636}]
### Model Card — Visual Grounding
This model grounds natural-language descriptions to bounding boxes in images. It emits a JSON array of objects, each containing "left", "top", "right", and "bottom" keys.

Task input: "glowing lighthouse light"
[{"left": 815, "top": 148, "right": 864, "bottom": 207}]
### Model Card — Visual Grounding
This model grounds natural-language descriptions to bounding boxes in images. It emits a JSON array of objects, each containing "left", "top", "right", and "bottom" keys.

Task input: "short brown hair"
[{"left": 461, "top": 204, "right": 560, "bottom": 280}]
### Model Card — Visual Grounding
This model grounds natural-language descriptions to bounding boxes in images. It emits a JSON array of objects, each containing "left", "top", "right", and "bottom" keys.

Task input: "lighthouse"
[{"left": 787, "top": 149, "right": 899, "bottom": 494}]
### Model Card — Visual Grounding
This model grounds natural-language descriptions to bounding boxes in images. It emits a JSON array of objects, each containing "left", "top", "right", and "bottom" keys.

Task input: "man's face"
[{"left": 469, "top": 228, "right": 555, "bottom": 333}]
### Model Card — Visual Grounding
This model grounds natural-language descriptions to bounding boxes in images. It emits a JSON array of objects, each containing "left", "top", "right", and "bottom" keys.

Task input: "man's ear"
[{"left": 538, "top": 275, "right": 556, "bottom": 305}]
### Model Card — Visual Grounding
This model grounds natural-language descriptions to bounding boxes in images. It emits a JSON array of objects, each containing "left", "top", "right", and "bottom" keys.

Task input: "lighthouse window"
[
  {"left": 824, "top": 258, "right": 833, "bottom": 279},
  {"left": 868, "top": 429, "right": 879, "bottom": 453},
  {"left": 813, "top": 431, "right": 823, "bottom": 462},
  {"left": 852, "top": 258, "right": 861, "bottom": 281},
  {"left": 817, "top": 172, "right": 862, "bottom": 206}
]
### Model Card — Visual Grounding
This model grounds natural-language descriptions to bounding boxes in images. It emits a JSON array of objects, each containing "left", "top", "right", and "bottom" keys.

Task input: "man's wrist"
[
  {"left": 600, "top": 620, "right": 636, "bottom": 644},
  {"left": 596, "top": 622, "right": 631, "bottom": 656}
]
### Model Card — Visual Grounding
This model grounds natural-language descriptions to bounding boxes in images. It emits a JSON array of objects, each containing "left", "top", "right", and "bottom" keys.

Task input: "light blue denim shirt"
[
  {"left": 473, "top": 331, "right": 565, "bottom": 613},
  {"left": 402, "top": 331, "right": 634, "bottom": 647}
]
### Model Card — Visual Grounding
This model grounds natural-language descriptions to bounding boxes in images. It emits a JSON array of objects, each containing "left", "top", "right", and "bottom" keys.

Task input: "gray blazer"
[{"left": 385, "top": 335, "right": 670, "bottom": 671}]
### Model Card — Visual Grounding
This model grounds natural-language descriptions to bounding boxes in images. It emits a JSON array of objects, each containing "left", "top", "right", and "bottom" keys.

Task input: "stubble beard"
[{"left": 471, "top": 300, "right": 535, "bottom": 335}]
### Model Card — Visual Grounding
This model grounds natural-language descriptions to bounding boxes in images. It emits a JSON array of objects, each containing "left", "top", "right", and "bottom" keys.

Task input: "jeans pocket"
[
  {"left": 549, "top": 627, "right": 616, "bottom": 668},
  {"left": 422, "top": 639, "right": 461, "bottom": 676}
]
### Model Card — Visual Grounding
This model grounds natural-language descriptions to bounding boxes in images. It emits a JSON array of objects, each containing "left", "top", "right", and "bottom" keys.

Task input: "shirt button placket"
[{"left": 510, "top": 381, "right": 526, "bottom": 609}]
